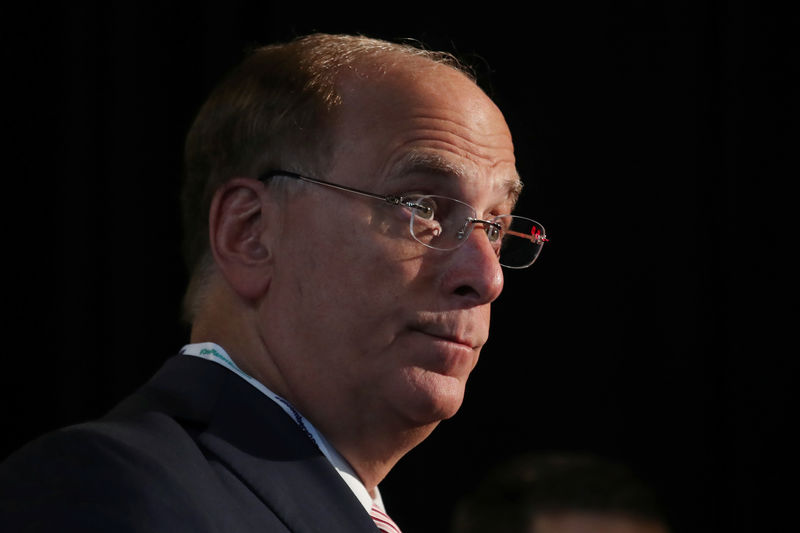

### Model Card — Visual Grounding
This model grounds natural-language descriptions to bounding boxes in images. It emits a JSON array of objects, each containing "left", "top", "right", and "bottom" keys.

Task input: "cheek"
[
  {"left": 279, "top": 226, "right": 408, "bottom": 326},
  {"left": 277, "top": 201, "right": 437, "bottom": 330},
  {"left": 313, "top": 211, "right": 426, "bottom": 292}
]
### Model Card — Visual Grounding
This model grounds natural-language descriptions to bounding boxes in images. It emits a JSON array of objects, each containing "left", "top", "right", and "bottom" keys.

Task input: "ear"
[{"left": 208, "top": 177, "right": 275, "bottom": 301}]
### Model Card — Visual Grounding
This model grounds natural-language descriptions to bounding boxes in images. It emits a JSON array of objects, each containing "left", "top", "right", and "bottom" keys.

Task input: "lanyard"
[
  {"left": 179, "top": 342, "right": 384, "bottom": 512},
  {"left": 179, "top": 342, "right": 319, "bottom": 448}
]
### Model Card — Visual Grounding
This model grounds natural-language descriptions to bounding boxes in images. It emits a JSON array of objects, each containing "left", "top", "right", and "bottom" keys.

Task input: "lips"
[
  {"left": 418, "top": 330, "right": 474, "bottom": 349},
  {"left": 408, "top": 320, "right": 485, "bottom": 350}
]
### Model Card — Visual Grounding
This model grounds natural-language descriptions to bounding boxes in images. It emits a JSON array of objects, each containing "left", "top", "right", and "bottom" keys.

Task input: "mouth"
[
  {"left": 404, "top": 325, "right": 483, "bottom": 379},
  {"left": 409, "top": 326, "right": 480, "bottom": 351}
]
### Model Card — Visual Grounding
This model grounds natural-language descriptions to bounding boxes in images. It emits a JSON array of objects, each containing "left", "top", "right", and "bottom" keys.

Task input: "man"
[
  {"left": 451, "top": 453, "right": 671, "bottom": 533},
  {"left": 1, "top": 33, "right": 546, "bottom": 531}
]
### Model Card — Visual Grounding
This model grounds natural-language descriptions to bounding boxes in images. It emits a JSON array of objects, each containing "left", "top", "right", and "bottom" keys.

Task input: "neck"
[
  {"left": 190, "top": 281, "right": 438, "bottom": 492},
  {"left": 326, "top": 421, "right": 439, "bottom": 492}
]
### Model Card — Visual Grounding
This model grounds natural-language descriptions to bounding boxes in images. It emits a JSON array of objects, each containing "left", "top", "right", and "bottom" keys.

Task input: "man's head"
[
  {"left": 183, "top": 33, "right": 528, "bottom": 487},
  {"left": 451, "top": 453, "right": 671, "bottom": 533},
  {"left": 181, "top": 34, "right": 473, "bottom": 317}
]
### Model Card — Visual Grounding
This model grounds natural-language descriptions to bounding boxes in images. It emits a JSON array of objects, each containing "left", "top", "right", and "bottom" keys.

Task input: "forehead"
[
  {"left": 389, "top": 149, "right": 523, "bottom": 207},
  {"left": 329, "top": 56, "right": 521, "bottom": 207}
]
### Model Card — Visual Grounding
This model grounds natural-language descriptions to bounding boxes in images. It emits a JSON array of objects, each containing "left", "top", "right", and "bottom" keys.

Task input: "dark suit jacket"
[{"left": 0, "top": 355, "right": 381, "bottom": 532}]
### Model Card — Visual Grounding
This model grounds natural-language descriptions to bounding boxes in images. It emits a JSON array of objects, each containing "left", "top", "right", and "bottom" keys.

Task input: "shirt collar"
[{"left": 179, "top": 342, "right": 385, "bottom": 513}]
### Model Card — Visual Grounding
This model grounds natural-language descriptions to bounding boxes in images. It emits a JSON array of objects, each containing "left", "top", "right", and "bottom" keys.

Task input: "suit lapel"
[{"left": 142, "top": 356, "right": 379, "bottom": 533}]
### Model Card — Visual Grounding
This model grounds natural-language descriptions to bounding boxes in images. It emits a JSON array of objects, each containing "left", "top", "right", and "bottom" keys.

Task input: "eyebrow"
[{"left": 391, "top": 150, "right": 524, "bottom": 206}]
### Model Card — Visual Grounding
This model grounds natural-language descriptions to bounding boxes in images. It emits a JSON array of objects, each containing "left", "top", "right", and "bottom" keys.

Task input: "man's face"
[{"left": 260, "top": 58, "right": 519, "bottom": 434}]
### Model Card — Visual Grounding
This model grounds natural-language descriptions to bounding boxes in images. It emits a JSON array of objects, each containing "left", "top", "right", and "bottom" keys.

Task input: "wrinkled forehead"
[
  {"left": 389, "top": 149, "right": 523, "bottom": 208},
  {"left": 330, "top": 55, "right": 521, "bottom": 206}
]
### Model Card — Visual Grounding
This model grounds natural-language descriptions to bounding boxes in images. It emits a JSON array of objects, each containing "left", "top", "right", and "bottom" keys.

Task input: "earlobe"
[{"left": 208, "top": 177, "right": 274, "bottom": 300}]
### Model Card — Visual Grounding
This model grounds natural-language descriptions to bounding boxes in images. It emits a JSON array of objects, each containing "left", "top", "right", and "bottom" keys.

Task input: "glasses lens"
[
  {"left": 493, "top": 215, "right": 546, "bottom": 268},
  {"left": 408, "top": 196, "right": 546, "bottom": 268},
  {"left": 409, "top": 195, "right": 476, "bottom": 251}
]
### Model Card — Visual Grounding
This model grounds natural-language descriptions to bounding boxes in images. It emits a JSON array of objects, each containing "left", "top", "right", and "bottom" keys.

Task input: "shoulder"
[
  {"left": 0, "top": 417, "right": 214, "bottom": 531},
  {"left": 0, "top": 356, "right": 331, "bottom": 532}
]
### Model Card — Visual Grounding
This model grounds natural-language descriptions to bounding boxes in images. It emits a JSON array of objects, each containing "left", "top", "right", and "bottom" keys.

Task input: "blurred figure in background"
[{"left": 451, "top": 452, "right": 670, "bottom": 533}]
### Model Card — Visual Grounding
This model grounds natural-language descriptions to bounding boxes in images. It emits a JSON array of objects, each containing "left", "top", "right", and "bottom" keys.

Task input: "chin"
[{"left": 393, "top": 368, "right": 468, "bottom": 425}]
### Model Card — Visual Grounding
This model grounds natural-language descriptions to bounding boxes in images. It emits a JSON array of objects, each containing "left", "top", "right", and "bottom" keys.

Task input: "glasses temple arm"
[{"left": 261, "top": 170, "right": 400, "bottom": 205}]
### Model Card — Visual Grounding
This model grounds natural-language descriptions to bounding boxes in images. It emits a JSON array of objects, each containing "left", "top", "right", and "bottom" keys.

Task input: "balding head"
[{"left": 181, "top": 34, "right": 476, "bottom": 319}]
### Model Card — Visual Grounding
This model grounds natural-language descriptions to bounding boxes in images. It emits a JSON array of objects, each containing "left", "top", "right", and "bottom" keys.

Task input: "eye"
[
  {"left": 485, "top": 223, "right": 502, "bottom": 242},
  {"left": 404, "top": 196, "right": 437, "bottom": 220}
]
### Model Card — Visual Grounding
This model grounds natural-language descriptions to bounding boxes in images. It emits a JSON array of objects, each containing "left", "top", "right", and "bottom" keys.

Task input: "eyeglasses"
[{"left": 258, "top": 170, "right": 548, "bottom": 269}]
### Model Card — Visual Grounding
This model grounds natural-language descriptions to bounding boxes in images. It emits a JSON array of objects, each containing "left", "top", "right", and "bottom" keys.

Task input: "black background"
[{"left": 3, "top": 2, "right": 795, "bottom": 532}]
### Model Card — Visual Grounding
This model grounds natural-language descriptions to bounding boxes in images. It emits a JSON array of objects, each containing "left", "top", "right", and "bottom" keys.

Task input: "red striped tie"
[{"left": 369, "top": 504, "right": 402, "bottom": 533}]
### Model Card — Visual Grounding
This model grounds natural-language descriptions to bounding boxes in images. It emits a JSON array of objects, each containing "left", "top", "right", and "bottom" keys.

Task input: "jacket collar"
[{"left": 139, "top": 355, "right": 380, "bottom": 533}]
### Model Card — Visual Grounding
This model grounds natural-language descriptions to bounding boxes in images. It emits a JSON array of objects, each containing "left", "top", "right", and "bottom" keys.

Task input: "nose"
[{"left": 440, "top": 226, "right": 504, "bottom": 305}]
